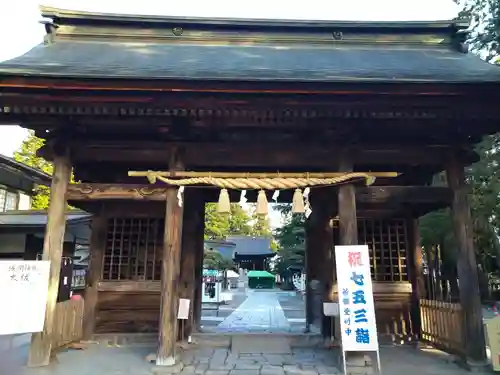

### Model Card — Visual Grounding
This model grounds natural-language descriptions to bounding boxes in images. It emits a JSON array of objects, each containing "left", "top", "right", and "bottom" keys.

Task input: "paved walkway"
[
  {"left": 216, "top": 290, "right": 291, "bottom": 333},
  {"left": 3, "top": 342, "right": 493, "bottom": 375}
]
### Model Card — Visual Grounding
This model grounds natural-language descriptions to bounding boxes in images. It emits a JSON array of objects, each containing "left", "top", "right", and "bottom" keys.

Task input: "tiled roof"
[
  {"left": 228, "top": 235, "right": 274, "bottom": 256},
  {"left": 0, "top": 210, "right": 91, "bottom": 227},
  {"left": 1, "top": 40, "right": 500, "bottom": 83},
  {"left": 0, "top": 155, "right": 52, "bottom": 186}
]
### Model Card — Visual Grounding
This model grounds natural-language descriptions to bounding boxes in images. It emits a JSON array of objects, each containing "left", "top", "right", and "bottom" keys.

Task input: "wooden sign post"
[{"left": 335, "top": 245, "right": 381, "bottom": 375}]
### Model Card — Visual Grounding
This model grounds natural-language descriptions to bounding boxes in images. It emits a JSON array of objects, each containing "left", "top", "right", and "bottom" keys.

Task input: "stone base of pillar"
[
  {"left": 152, "top": 361, "right": 183, "bottom": 374},
  {"left": 151, "top": 355, "right": 182, "bottom": 372},
  {"left": 463, "top": 359, "right": 490, "bottom": 373}
]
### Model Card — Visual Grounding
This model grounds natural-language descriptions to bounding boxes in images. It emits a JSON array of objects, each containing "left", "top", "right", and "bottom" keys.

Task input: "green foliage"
[
  {"left": 13, "top": 131, "right": 53, "bottom": 209},
  {"left": 204, "top": 203, "right": 254, "bottom": 240},
  {"left": 203, "top": 248, "right": 235, "bottom": 270},
  {"left": 273, "top": 204, "right": 305, "bottom": 275},
  {"left": 250, "top": 207, "right": 272, "bottom": 237},
  {"left": 13, "top": 131, "right": 76, "bottom": 210},
  {"left": 459, "top": 0, "right": 500, "bottom": 64},
  {"left": 204, "top": 202, "right": 273, "bottom": 240},
  {"left": 420, "top": 134, "right": 500, "bottom": 281}
]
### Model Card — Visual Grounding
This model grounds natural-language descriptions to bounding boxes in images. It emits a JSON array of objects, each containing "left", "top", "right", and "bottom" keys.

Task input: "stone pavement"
[
  {"left": 1, "top": 336, "right": 495, "bottom": 375},
  {"left": 216, "top": 290, "right": 291, "bottom": 333}
]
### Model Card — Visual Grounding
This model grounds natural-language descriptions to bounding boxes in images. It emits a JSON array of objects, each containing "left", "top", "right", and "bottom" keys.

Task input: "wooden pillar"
[
  {"left": 446, "top": 158, "right": 487, "bottom": 364},
  {"left": 310, "top": 190, "right": 336, "bottom": 338},
  {"left": 28, "top": 151, "right": 72, "bottom": 367},
  {"left": 178, "top": 190, "right": 203, "bottom": 340},
  {"left": 338, "top": 156, "right": 358, "bottom": 245},
  {"left": 337, "top": 156, "right": 358, "bottom": 346},
  {"left": 157, "top": 186, "right": 184, "bottom": 366},
  {"left": 320, "top": 215, "right": 335, "bottom": 338},
  {"left": 192, "top": 217, "right": 205, "bottom": 331},
  {"left": 304, "top": 218, "right": 315, "bottom": 329},
  {"left": 82, "top": 212, "right": 107, "bottom": 339},
  {"left": 406, "top": 218, "right": 424, "bottom": 342}
]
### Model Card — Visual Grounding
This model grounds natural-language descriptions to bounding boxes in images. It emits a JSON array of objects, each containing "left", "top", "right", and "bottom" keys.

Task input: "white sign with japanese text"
[
  {"left": 177, "top": 298, "right": 190, "bottom": 320},
  {"left": 0, "top": 261, "right": 50, "bottom": 335},
  {"left": 335, "top": 245, "right": 379, "bottom": 352}
]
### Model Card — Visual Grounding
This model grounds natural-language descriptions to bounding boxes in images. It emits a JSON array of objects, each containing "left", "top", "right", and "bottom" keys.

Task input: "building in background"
[
  {"left": 0, "top": 154, "right": 51, "bottom": 211},
  {"left": 0, "top": 210, "right": 92, "bottom": 298},
  {"left": 228, "top": 235, "right": 275, "bottom": 271},
  {"left": 204, "top": 239, "right": 236, "bottom": 260}
]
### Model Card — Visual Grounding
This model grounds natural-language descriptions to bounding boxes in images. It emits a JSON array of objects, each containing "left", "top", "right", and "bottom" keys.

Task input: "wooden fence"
[
  {"left": 420, "top": 299, "right": 465, "bottom": 357},
  {"left": 52, "top": 298, "right": 85, "bottom": 349}
]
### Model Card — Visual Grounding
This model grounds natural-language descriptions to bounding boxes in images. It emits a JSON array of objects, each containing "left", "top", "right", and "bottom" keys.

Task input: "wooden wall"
[
  {"left": 96, "top": 284, "right": 161, "bottom": 333},
  {"left": 93, "top": 214, "right": 413, "bottom": 338}
]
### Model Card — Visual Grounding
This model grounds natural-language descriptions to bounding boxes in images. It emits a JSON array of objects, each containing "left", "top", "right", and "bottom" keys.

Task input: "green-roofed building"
[{"left": 247, "top": 270, "right": 275, "bottom": 289}]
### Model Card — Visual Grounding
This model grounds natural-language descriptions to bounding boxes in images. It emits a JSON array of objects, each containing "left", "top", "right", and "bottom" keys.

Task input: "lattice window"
[
  {"left": 4, "top": 191, "right": 18, "bottom": 211},
  {"left": 358, "top": 219, "right": 409, "bottom": 282},
  {"left": 102, "top": 218, "right": 164, "bottom": 281}
]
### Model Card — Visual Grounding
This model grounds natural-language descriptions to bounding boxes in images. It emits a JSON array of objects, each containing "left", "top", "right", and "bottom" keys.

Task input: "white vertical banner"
[{"left": 335, "top": 245, "right": 379, "bottom": 352}]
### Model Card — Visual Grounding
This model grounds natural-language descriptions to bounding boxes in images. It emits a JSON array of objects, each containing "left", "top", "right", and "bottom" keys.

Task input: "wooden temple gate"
[{"left": 1, "top": 6, "right": 500, "bottom": 368}]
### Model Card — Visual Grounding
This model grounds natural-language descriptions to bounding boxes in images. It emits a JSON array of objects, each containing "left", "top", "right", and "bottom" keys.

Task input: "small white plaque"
[
  {"left": 177, "top": 298, "right": 190, "bottom": 320},
  {"left": 323, "top": 302, "right": 339, "bottom": 316}
]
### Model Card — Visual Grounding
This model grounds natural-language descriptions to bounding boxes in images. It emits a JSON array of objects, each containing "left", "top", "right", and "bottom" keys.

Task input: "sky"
[{"left": 0, "top": 0, "right": 461, "bottom": 226}]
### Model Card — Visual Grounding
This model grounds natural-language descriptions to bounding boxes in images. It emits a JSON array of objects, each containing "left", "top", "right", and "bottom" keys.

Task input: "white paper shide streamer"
[
  {"left": 177, "top": 186, "right": 185, "bottom": 207},
  {"left": 303, "top": 187, "right": 312, "bottom": 218},
  {"left": 239, "top": 190, "right": 247, "bottom": 208},
  {"left": 272, "top": 190, "right": 280, "bottom": 202}
]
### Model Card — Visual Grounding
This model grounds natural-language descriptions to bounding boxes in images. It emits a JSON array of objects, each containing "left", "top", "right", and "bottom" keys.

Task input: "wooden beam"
[
  {"left": 355, "top": 186, "right": 452, "bottom": 205},
  {"left": 28, "top": 151, "right": 72, "bottom": 367},
  {"left": 67, "top": 183, "right": 451, "bottom": 206},
  {"left": 67, "top": 183, "right": 167, "bottom": 201},
  {"left": 82, "top": 214, "right": 107, "bottom": 340},
  {"left": 98, "top": 280, "right": 160, "bottom": 292},
  {"left": 40, "top": 141, "right": 477, "bottom": 167},
  {"left": 446, "top": 157, "right": 487, "bottom": 365}
]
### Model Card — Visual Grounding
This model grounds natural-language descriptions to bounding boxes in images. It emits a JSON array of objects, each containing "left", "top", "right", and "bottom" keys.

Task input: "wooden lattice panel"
[
  {"left": 102, "top": 218, "right": 164, "bottom": 281},
  {"left": 358, "top": 219, "right": 409, "bottom": 282}
]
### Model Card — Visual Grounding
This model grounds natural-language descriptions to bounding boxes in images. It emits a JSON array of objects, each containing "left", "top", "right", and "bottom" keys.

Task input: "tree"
[
  {"left": 13, "top": 131, "right": 77, "bottom": 209},
  {"left": 204, "top": 203, "right": 255, "bottom": 240},
  {"left": 13, "top": 131, "right": 53, "bottom": 209},
  {"left": 419, "top": 134, "right": 500, "bottom": 300},
  {"left": 204, "top": 202, "right": 276, "bottom": 240},
  {"left": 273, "top": 204, "right": 306, "bottom": 275},
  {"left": 204, "top": 248, "right": 233, "bottom": 270},
  {"left": 459, "top": 0, "right": 500, "bottom": 63},
  {"left": 250, "top": 207, "right": 272, "bottom": 237},
  {"left": 203, "top": 248, "right": 235, "bottom": 289}
]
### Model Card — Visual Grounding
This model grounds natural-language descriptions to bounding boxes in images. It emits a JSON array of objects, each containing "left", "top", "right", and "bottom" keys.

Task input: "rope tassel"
[
  {"left": 217, "top": 189, "right": 231, "bottom": 214},
  {"left": 256, "top": 190, "right": 268, "bottom": 216},
  {"left": 292, "top": 189, "right": 305, "bottom": 214}
]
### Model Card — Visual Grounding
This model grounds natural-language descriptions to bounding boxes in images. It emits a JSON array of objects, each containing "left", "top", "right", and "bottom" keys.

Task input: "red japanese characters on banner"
[{"left": 347, "top": 251, "right": 362, "bottom": 267}]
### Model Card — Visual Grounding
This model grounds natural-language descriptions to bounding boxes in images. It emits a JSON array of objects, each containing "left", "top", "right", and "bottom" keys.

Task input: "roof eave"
[
  {"left": 40, "top": 5, "right": 462, "bottom": 30},
  {"left": 0, "top": 155, "right": 52, "bottom": 186},
  {"left": 3, "top": 70, "right": 498, "bottom": 86}
]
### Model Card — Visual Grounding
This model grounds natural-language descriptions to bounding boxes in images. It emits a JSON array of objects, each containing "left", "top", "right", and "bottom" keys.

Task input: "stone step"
[{"left": 231, "top": 336, "right": 291, "bottom": 354}]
